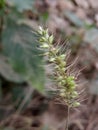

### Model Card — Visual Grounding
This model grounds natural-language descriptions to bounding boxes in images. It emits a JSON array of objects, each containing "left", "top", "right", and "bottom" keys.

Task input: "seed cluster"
[{"left": 38, "top": 26, "right": 80, "bottom": 107}]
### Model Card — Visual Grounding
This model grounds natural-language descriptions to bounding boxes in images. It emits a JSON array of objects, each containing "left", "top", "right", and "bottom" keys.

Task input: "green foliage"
[
  {"left": 0, "top": 0, "right": 5, "bottom": 8},
  {"left": 1, "top": 19, "right": 45, "bottom": 91},
  {"left": 0, "top": 0, "right": 45, "bottom": 108}
]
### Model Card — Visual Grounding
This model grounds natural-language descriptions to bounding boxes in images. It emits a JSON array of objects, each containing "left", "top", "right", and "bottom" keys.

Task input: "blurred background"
[{"left": 0, "top": 0, "right": 98, "bottom": 130}]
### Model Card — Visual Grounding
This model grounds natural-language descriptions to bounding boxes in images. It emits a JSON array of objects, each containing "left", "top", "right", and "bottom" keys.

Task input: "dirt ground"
[{"left": 1, "top": 0, "right": 98, "bottom": 130}]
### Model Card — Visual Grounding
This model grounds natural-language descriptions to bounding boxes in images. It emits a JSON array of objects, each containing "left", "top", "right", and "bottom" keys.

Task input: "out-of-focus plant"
[{"left": 0, "top": 0, "right": 45, "bottom": 111}]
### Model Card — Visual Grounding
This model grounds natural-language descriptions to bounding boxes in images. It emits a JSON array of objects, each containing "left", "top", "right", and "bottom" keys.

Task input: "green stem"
[{"left": 66, "top": 106, "right": 70, "bottom": 130}]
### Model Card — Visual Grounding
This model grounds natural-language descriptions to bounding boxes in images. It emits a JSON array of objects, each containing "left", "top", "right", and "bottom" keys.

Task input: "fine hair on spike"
[{"left": 37, "top": 26, "right": 80, "bottom": 108}]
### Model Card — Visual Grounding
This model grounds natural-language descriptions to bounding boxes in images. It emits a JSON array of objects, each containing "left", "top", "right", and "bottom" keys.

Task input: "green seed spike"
[
  {"left": 37, "top": 26, "right": 80, "bottom": 107},
  {"left": 49, "top": 35, "right": 54, "bottom": 44}
]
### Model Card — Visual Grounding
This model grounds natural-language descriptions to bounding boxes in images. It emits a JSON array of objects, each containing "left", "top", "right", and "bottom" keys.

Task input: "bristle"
[{"left": 37, "top": 26, "right": 80, "bottom": 108}]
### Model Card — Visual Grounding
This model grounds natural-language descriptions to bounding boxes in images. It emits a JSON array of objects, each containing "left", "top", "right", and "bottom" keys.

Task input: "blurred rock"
[
  {"left": 45, "top": 0, "right": 57, "bottom": 8},
  {"left": 77, "top": 45, "right": 97, "bottom": 79},
  {"left": 95, "top": 14, "right": 98, "bottom": 26},
  {"left": 48, "top": 14, "right": 69, "bottom": 33},
  {"left": 89, "top": 0, "right": 98, "bottom": 9},
  {"left": 75, "top": 0, "right": 89, "bottom": 9},
  {"left": 84, "top": 28, "right": 98, "bottom": 53},
  {"left": 89, "top": 74, "right": 98, "bottom": 95},
  {"left": 76, "top": 8, "right": 86, "bottom": 20},
  {"left": 57, "top": 0, "right": 75, "bottom": 11},
  {"left": 64, "top": 11, "right": 85, "bottom": 27}
]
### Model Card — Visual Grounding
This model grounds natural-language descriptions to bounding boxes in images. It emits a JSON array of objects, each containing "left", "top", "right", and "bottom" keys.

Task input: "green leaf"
[
  {"left": 6, "top": 0, "right": 35, "bottom": 12},
  {"left": 1, "top": 19, "right": 45, "bottom": 92},
  {"left": 0, "top": 55, "right": 26, "bottom": 83}
]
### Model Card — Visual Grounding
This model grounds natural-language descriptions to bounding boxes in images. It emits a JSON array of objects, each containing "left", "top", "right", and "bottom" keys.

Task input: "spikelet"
[{"left": 37, "top": 26, "right": 80, "bottom": 107}]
